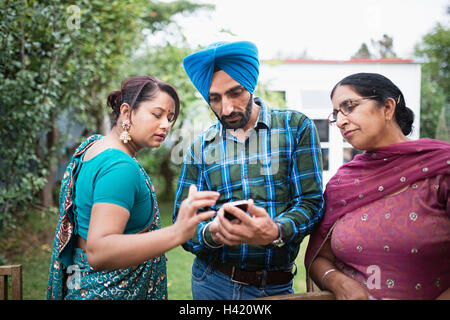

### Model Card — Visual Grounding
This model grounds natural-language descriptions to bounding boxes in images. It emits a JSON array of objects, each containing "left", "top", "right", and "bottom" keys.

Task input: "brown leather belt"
[{"left": 212, "top": 262, "right": 294, "bottom": 286}]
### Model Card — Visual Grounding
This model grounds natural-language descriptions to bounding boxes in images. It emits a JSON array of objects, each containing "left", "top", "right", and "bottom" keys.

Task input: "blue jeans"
[{"left": 191, "top": 257, "right": 294, "bottom": 300}]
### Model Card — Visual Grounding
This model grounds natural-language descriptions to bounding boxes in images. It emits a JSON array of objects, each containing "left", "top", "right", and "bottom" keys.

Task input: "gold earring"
[{"left": 120, "top": 120, "right": 132, "bottom": 144}]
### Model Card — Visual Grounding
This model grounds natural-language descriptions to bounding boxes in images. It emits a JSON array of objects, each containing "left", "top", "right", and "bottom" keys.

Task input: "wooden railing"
[
  {"left": 256, "top": 291, "right": 335, "bottom": 300},
  {"left": 0, "top": 265, "right": 23, "bottom": 300}
]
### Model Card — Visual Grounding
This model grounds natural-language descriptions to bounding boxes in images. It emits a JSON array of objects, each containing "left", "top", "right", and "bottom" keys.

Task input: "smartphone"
[{"left": 223, "top": 200, "right": 249, "bottom": 221}]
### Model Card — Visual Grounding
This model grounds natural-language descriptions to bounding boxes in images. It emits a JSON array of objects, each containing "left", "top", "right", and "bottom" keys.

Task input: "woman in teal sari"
[{"left": 47, "top": 76, "right": 219, "bottom": 300}]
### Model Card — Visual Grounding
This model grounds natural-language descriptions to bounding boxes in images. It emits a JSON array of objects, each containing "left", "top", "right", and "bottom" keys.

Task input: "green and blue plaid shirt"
[{"left": 173, "top": 98, "right": 324, "bottom": 270}]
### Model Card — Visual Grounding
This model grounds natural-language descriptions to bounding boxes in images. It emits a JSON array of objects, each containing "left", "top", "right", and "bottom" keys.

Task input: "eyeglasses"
[{"left": 328, "top": 95, "right": 378, "bottom": 125}]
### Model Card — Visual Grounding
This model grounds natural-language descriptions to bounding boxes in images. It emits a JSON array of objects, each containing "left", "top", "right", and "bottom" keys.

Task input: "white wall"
[{"left": 259, "top": 61, "right": 422, "bottom": 184}]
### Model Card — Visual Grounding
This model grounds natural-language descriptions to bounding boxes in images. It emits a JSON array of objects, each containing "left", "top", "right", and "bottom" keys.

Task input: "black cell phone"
[{"left": 224, "top": 200, "right": 249, "bottom": 221}]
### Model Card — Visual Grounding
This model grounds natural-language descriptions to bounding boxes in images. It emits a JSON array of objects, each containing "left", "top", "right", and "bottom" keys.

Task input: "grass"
[
  {"left": 0, "top": 208, "right": 58, "bottom": 300},
  {"left": 1, "top": 202, "right": 308, "bottom": 300}
]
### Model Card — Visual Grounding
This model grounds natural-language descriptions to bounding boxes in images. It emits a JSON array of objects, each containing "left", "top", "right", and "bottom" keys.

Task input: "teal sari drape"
[{"left": 46, "top": 135, "right": 167, "bottom": 300}]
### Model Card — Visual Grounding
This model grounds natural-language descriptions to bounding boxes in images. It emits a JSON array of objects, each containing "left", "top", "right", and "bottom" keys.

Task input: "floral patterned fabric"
[
  {"left": 46, "top": 135, "right": 167, "bottom": 300},
  {"left": 331, "top": 175, "right": 449, "bottom": 299},
  {"left": 305, "top": 138, "right": 450, "bottom": 299}
]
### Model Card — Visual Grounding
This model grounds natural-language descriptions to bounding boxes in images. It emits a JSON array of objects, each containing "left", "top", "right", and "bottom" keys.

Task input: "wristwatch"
[{"left": 269, "top": 221, "right": 284, "bottom": 248}]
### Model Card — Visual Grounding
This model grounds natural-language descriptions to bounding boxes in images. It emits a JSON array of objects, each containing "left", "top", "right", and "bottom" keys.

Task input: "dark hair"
[
  {"left": 107, "top": 75, "right": 180, "bottom": 126},
  {"left": 330, "top": 73, "right": 414, "bottom": 135}
]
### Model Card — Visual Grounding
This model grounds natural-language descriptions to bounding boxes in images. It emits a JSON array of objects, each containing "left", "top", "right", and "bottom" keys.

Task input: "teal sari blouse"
[{"left": 73, "top": 147, "right": 154, "bottom": 240}]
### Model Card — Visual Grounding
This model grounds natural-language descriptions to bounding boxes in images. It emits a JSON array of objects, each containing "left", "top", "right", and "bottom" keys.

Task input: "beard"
[{"left": 220, "top": 95, "right": 253, "bottom": 130}]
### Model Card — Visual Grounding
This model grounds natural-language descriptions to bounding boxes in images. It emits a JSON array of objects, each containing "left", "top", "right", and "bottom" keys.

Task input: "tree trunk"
[
  {"left": 39, "top": 114, "right": 59, "bottom": 207},
  {"left": 40, "top": 161, "right": 57, "bottom": 207}
]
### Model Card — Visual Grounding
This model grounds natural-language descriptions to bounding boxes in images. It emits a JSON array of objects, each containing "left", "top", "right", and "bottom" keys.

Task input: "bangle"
[
  {"left": 202, "top": 222, "right": 223, "bottom": 249},
  {"left": 320, "top": 268, "right": 337, "bottom": 288}
]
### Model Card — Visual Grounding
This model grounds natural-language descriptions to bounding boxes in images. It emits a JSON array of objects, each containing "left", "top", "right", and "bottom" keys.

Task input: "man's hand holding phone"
[
  {"left": 209, "top": 199, "right": 279, "bottom": 247},
  {"left": 223, "top": 200, "right": 249, "bottom": 221}
]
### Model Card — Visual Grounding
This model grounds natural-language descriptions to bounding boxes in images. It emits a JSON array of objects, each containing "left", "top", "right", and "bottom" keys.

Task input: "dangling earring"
[{"left": 120, "top": 120, "right": 132, "bottom": 144}]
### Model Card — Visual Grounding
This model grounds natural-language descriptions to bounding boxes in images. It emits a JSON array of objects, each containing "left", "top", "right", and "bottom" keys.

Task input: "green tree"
[
  {"left": 352, "top": 43, "right": 372, "bottom": 59},
  {"left": 352, "top": 34, "right": 397, "bottom": 59},
  {"left": 371, "top": 34, "right": 397, "bottom": 58},
  {"left": 414, "top": 23, "right": 450, "bottom": 140},
  {"left": 0, "top": 0, "right": 212, "bottom": 232}
]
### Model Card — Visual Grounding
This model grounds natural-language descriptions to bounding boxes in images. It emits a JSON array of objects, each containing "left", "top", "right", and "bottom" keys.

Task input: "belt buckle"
[{"left": 230, "top": 266, "right": 250, "bottom": 286}]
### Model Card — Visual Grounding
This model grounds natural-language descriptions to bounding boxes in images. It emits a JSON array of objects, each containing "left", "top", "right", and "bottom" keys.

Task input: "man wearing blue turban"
[
  {"left": 174, "top": 41, "right": 324, "bottom": 300},
  {"left": 183, "top": 41, "right": 260, "bottom": 104}
]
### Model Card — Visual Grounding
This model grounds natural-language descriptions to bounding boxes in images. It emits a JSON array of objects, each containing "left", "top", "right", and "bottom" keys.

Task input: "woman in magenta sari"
[{"left": 305, "top": 73, "right": 450, "bottom": 300}]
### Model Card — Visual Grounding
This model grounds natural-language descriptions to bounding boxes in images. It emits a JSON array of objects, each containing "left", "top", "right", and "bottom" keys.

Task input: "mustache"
[{"left": 222, "top": 112, "right": 243, "bottom": 120}]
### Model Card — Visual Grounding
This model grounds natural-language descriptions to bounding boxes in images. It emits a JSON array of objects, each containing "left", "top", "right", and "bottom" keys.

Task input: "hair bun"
[
  {"left": 107, "top": 90, "right": 122, "bottom": 112},
  {"left": 396, "top": 106, "right": 414, "bottom": 136}
]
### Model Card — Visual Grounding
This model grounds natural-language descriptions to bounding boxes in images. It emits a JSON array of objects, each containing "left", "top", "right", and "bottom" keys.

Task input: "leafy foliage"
[
  {"left": 351, "top": 34, "right": 397, "bottom": 59},
  {"left": 0, "top": 0, "right": 67, "bottom": 228},
  {"left": 0, "top": 0, "right": 212, "bottom": 232},
  {"left": 371, "top": 34, "right": 397, "bottom": 58},
  {"left": 352, "top": 43, "right": 372, "bottom": 59},
  {"left": 414, "top": 23, "right": 450, "bottom": 139}
]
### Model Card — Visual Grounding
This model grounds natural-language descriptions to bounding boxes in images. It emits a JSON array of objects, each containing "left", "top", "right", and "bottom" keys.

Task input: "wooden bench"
[
  {"left": 0, "top": 265, "right": 23, "bottom": 300},
  {"left": 256, "top": 291, "right": 335, "bottom": 300}
]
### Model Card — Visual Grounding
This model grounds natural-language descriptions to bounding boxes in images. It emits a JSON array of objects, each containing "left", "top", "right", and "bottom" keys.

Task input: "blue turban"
[{"left": 183, "top": 41, "right": 260, "bottom": 103}]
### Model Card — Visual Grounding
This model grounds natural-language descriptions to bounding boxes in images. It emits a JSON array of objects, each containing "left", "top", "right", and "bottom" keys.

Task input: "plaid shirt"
[{"left": 173, "top": 98, "right": 324, "bottom": 270}]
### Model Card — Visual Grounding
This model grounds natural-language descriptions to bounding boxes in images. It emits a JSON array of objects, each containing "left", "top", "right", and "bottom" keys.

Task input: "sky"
[{"left": 169, "top": 0, "right": 449, "bottom": 60}]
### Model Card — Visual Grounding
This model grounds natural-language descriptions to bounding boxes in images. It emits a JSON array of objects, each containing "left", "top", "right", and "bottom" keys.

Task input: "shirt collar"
[{"left": 254, "top": 97, "right": 271, "bottom": 130}]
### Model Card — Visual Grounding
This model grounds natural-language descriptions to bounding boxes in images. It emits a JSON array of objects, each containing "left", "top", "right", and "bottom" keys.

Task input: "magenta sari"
[{"left": 305, "top": 138, "right": 450, "bottom": 299}]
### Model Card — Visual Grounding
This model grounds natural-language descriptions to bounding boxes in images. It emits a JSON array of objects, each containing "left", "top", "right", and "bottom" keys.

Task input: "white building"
[{"left": 259, "top": 58, "right": 422, "bottom": 184}]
